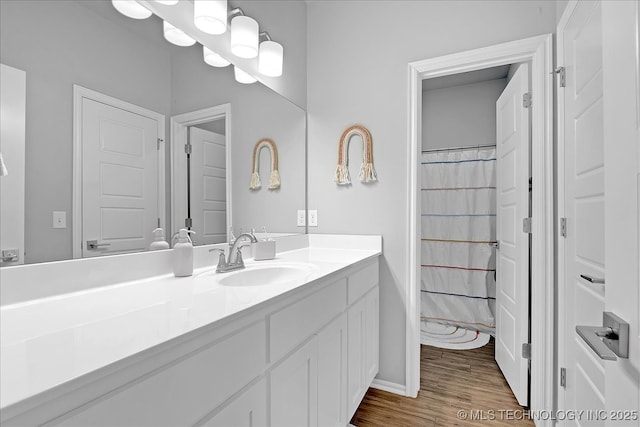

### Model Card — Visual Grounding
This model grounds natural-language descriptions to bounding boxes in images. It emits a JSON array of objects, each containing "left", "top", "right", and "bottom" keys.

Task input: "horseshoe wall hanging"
[
  {"left": 334, "top": 124, "right": 377, "bottom": 185},
  {"left": 249, "top": 138, "right": 281, "bottom": 190}
]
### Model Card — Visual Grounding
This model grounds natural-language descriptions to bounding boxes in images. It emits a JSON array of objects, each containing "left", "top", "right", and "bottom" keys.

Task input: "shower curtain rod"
[{"left": 422, "top": 143, "right": 496, "bottom": 153}]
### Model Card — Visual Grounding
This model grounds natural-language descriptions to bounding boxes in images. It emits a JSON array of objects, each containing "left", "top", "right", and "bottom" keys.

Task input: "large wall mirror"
[{"left": 0, "top": 0, "right": 307, "bottom": 265}]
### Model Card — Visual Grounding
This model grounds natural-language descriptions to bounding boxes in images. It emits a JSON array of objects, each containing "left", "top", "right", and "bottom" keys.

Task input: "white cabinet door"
[
  {"left": 318, "top": 313, "right": 347, "bottom": 427},
  {"left": 201, "top": 379, "right": 267, "bottom": 427},
  {"left": 364, "top": 287, "right": 379, "bottom": 384},
  {"left": 270, "top": 338, "right": 318, "bottom": 427},
  {"left": 347, "top": 286, "right": 379, "bottom": 419},
  {"left": 347, "top": 296, "right": 366, "bottom": 419}
]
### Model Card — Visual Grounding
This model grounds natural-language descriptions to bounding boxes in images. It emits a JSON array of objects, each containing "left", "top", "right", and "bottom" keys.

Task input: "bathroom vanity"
[{"left": 0, "top": 234, "right": 381, "bottom": 426}]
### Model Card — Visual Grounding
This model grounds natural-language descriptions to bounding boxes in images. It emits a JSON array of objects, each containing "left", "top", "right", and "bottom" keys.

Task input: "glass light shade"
[
  {"left": 155, "top": 0, "right": 179, "bottom": 4},
  {"left": 203, "top": 46, "right": 230, "bottom": 67},
  {"left": 194, "top": 0, "right": 227, "bottom": 35},
  {"left": 163, "top": 21, "right": 196, "bottom": 46},
  {"left": 112, "top": 0, "right": 152, "bottom": 19},
  {"left": 234, "top": 66, "right": 257, "bottom": 84},
  {"left": 230, "top": 16, "right": 259, "bottom": 59},
  {"left": 258, "top": 40, "right": 283, "bottom": 77}
]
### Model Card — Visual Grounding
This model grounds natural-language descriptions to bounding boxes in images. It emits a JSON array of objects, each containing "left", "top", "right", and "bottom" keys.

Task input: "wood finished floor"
[{"left": 350, "top": 339, "right": 534, "bottom": 427}]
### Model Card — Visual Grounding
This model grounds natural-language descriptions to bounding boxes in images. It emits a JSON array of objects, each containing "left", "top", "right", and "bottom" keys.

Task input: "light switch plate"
[
  {"left": 308, "top": 210, "right": 318, "bottom": 227},
  {"left": 53, "top": 211, "right": 66, "bottom": 229},
  {"left": 296, "top": 210, "right": 306, "bottom": 227}
]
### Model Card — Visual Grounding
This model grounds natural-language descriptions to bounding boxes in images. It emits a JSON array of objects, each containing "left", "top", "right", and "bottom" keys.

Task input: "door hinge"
[
  {"left": 560, "top": 367, "right": 566, "bottom": 388},
  {"left": 523, "top": 92, "right": 532, "bottom": 108},
  {"left": 560, "top": 217, "right": 567, "bottom": 237},
  {"left": 522, "top": 343, "right": 531, "bottom": 359},
  {"left": 523, "top": 217, "right": 532, "bottom": 234},
  {"left": 185, "top": 217, "right": 192, "bottom": 228},
  {"left": 157, "top": 138, "right": 163, "bottom": 150},
  {"left": 553, "top": 66, "right": 566, "bottom": 88},
  {"left": 184, "top": 143, "right": 192, "bottom": 155}
]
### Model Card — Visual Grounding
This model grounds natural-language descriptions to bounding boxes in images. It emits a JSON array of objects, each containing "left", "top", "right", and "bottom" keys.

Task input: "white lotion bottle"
[
  {"left": 173, "top": 228, "right": 193, "bottom": 277},
  {"left": 149, "top": 228, "right": 170, "bottom": 250}
]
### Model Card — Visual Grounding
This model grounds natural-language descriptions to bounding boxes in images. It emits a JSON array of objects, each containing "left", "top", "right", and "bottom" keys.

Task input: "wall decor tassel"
[
  {"left": 249, "top": 138, "right": 281, "bottom": 190},
  {"left": 334, "top": 124, "right": 377, "bottom": 185}
]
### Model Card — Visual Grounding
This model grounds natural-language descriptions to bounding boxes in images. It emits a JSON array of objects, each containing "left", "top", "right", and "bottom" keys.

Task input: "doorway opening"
[
  {"left": 420, "top": 62, "right": 531, "bottom": 407},
  {"left": 170, "top": 104, "right": 232, "bottom": 244},
  {"left": 406, "top": 34, "right": 554, "bottom": 424}
]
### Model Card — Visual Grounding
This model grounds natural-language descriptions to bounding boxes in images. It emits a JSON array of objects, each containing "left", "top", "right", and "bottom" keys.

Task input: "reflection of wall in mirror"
[
  {"left": 170, "top": 47, "right": 307, "bottom": 236},
  {"left": 0, "top": 1, "right": 172, "bottom": 263},
  {"left": 0, "top": 64, "right": 26, "bottom": 266}
]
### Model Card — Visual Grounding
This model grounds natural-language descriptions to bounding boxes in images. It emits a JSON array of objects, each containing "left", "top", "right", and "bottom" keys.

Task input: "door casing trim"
[{"left": 406, "top": 34, "right": 554, "bottom": 424}]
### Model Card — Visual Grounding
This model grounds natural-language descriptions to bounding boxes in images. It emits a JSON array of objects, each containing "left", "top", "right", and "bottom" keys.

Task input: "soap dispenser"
[
  {"left": 149, "top": 228, "right": 170, "bottom": 251},
  {"left": 173, "top": 228, "right": 193, "bottom": 277}
]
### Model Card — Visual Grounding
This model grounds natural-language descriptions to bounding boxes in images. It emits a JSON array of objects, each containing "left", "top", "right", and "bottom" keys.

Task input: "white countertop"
[{"left": 0, "top": 237, "right": 381, "bottom": 409}]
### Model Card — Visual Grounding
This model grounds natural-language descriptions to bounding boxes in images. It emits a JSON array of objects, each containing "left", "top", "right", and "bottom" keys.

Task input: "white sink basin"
[{"left": 217, "top": 263, "right": 316, "bottom": 287}]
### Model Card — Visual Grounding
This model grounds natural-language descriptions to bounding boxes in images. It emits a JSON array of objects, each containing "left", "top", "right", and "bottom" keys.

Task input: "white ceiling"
[{"left": 422, "top": 64, "right": 511, "bottom": 91}]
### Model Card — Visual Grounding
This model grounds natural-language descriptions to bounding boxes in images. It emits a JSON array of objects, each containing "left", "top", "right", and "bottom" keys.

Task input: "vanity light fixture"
[
  {"left": 230, "top": 9, "right": 259, "bottom": 59},
  {"left": 258, "top": 32, "right": 283, "bottom": 77},
  {"left": 163, "top": 21, "right": 196, "bottom": 46},
  {"left": 155, "top": 0, "right": 179, "bottom": 4},
  {"left": 234, "top": 66, "right": 257, "bottom": 84},
  {"left": 112, "top": 0, "right": 152, "bottom": 19},
  {"left": 194, "top": 0, "right": 228, "bottom": 35},
  {"left": 203, "top": 46, "right": 230, "bottom": 67}
]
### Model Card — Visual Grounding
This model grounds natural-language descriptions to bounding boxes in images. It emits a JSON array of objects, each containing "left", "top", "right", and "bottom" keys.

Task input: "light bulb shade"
[
  {"left": 112, "top": 0, "right": 152, "bottom": 19},
  {"left": 203, "top": 46, "right": 230, "bottom": 67},
  {"left": 258, "top": 40, "right": 283, "bottom": 77},
  {"left": 230, "top": 16, "right": 259, "bottom": 59},
  {"left": 234, "top": 66, "right": 257, "bottom": 84},
  {"left": 164, "top": 21, "right": 196, "bottom": 46},
  {"left": 194, "top": 0, "right": 227, "bottom": 35},
  {"left": 155, "top": 0, "right": 179, "bottom": 4}
]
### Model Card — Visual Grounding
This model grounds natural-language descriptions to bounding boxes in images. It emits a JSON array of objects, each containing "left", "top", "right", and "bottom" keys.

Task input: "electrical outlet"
[
  {"left": 297, "top": 210, "right": 306, "bottom": 227},
  {"left": 308, "top": 210, "right": 318, "bottom": 227}
]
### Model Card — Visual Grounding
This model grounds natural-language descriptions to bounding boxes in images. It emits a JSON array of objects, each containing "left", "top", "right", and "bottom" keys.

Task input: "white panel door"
[
  {"left": 601, "top": 0, "right": 639, "bottom": 422},
  {"left": 347, "top": 296, "right": 366, "bottom": 418},
  {"left": 190, "top": 127, "right": 226, "bottom": 245},
  {"left": 558, "top": 1, "right": 608, "bottom": 422},
  {"left": 81, "top": 97, "right": 160, "bottom": 257},
  {"left": 495, "top": 63, "right": 530, "bottom": 407}
]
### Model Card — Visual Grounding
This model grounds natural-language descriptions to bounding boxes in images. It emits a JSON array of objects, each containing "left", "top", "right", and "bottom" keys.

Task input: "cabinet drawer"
[
  {"left": 270, "top": 279, "right": 346, "bottom": 363},
  {"left": 56, "top": 321, "right": 266, "bottom": 427},
  {"left": 347, "top": 261, "right": 378, "bottom": 305}
]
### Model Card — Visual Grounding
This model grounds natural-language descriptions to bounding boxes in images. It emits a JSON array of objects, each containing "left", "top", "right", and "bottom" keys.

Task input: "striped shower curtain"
[{"left": 420, "top": 147, "right": 497, "bottom": 335}]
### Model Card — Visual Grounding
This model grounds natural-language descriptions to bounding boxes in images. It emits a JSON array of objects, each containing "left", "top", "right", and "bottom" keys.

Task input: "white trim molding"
[
  {"left": 72, "top": 85, "right": 166, "bottom": 260},
  {"left": 406, "top": 34, "right": 555, "bottom": 425},
  {"left": 170, "top": 104, "right": 232, "bottom": 240},
  {"left": 370, "top": 378, "right": 407, "bottom": 396}
]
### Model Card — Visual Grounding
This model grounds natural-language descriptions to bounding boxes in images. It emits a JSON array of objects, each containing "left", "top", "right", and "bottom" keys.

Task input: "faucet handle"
[{"left": 209, "top": 248, "right": 227, "bottom": 270}]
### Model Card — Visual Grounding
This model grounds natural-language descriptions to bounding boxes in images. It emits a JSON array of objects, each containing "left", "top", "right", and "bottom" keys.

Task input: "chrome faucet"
[{"left": 212, "top": 232, "right": 258, "bottom": 273}]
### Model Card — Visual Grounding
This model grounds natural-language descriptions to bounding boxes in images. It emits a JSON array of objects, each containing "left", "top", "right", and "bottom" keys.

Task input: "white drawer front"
[
  {"left": 347, "top": 261, "right": 378, "bottom": 305},
  {"left": 270, "top": 279, "right": 346, "bottom": 363},
  {"left": 55, "top": 321, "right": 266, "bottom": 427}
]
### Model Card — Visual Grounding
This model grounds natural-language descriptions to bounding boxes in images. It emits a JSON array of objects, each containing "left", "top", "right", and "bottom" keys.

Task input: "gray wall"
[
  {"left": 306, "top": 0, "right": 555, "bottom": 387},
  {"left": 422, "top": 79, "right": 507, "bottom": 150},
  {"left": 0, "top": 0, "right": 172, "bottom": 263}
]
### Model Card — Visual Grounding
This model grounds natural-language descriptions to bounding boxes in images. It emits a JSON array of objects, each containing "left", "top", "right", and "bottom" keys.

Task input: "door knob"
[{"left": 576, "top": 312, "right": 629, "bottom": 361}]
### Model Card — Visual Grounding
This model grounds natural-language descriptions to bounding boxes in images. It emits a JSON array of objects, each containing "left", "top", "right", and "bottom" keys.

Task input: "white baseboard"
[{"left": 370, "top": 378, "right": 408, "bottom": 396}]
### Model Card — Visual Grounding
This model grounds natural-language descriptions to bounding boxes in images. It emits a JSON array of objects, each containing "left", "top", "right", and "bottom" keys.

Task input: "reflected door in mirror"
[{"left": 78, "top": 90, "right": 164, "bottom": 257}]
